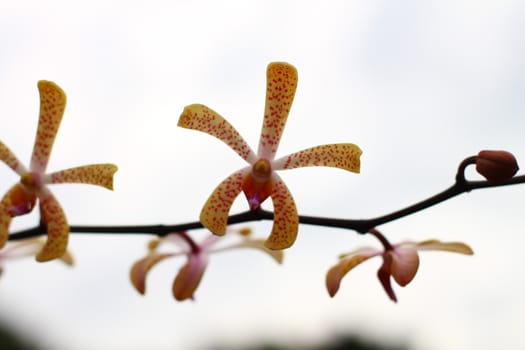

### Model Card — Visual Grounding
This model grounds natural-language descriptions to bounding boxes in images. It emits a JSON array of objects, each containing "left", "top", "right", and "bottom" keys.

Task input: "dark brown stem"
[
  {"left": 8, "top": 156, "right": 525, "bottom": 241},
  {"left": 368, "top": 228, "right": 393, "bottom": 250}
]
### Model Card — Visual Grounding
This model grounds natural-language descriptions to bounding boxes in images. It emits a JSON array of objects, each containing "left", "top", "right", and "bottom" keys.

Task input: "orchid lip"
[
  {"left": 8, "top": 203, "right": 34, "bottom": 217},
  {"left": 248, "top": 194, "right": 262, "bottom": 210}
]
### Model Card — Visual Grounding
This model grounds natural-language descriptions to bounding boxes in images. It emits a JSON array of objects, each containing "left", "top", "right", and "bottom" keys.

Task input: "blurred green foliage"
[{"left": 211, "top": 334, "right": 408, "bottom": 350}]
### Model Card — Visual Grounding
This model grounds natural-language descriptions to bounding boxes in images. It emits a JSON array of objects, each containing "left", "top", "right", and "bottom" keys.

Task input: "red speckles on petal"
[
  {"left": 257, "top": 62, "right": 298, "bottom": 160},
  {"left": 30, "top": 81, "right": 67, "bottom": 173},
  {"left": 200, "top": 168, "right": 248, "bottom": 235},
  {"left": 0, "top": 185, "right": 20, "bottom": 249},
  {"left": 264, "top": 174, "right": 298, "bottom": 250},
  {"left": 36, "top": 193, "right": 69, "bottom": 262},
  {"left": 178, "top": 104, "right": 256, "bottom": 163},
  {"left": 0, "top": 141, "right": 26, "bottom": 175},
  {"left": 273, "top": 143, "right": 362, "bottom": 173},
  {"left": 47, "top": 164, "right": 118, "bottom": 190}
]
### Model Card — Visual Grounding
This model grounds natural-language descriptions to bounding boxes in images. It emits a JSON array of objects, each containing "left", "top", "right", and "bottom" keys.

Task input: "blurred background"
[{"left": 0, "top": 1, "right": 524, "bottom": 349}]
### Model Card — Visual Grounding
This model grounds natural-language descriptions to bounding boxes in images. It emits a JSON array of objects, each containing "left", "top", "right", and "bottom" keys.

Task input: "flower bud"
[{"left": 476, "top": 150, "right": 519, "bottom": 183}]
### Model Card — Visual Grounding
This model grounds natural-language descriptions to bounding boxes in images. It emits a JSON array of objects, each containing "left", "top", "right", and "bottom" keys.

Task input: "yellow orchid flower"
[
  {"left": 0, "top": 81, "right": 117, "bottom": 262},
  {"left": 179, "top": 62, "right": 362, "bottom": 250}
]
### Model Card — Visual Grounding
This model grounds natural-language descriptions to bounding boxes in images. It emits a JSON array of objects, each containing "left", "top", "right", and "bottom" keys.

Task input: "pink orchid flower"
[
  {"left": 130, "top": 228, "right": 283, "bottom": 301},
  {"left": 178, "top": 62, "right": 362, "bottom": 250},
  {"left": 0, "top": 238, "right": 74, "bottom": 277},
  {"left": 0, "top": 81, "right": 117, "bottom": 262},
  {"left": 326, "top": 237, "right": 473, "bottom": 302}
]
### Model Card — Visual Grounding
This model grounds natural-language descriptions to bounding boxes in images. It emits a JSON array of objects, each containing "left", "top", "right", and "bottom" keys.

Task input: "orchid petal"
[
  {"left": 59, "top": 250, "right": 74, "bottom": 266},
  {"left": 35, "top": 192, "right": 69, "bottom": 262},
  {"left": 2, "top": 238, "right": 44, "bottom": 258},
  {"left": 172, "top": 252, "right": 208, "bottom": 301},
  {"left": 338, "top": 247, "right": 381, "bottom": 260},
  {"left": 213, "top": 238, "right": 284, "bottom": 264},
  {"left": 162, "top": 234, "right": 193, "bottom": 253},
  {"left": 0, "top": 184, "right": 34, "bottom": 248},
  {"left": 198, "top": 234, "right": 221, "bottom": 250},
  {"left": 200, "top": 168, "right": 249, "bottom": 235},
  {"left": 273, "top": 143, "right": 362, "bottom": 173},
  {"left": 0, "top": 141, "right": 26, "bottom": 175},
  {"left": 390, "top": 245, "right": 420, "bottom": 286},
  {"left": 264, "top": 174, "right": 298, "bottom": 250},
  {"left": 377, "top": 257, "right": 397, "bottom": 302},
  {"left": 3, "top": 237, "right": 74, "bottom": 265},
  {"left": 326, "top": 250, "right": 377, "bottom": 297},
  {"left": 130, "top": 253, "right": 176, "bottom": 294},
  {"left": 257, "top": 62, "right": 298, "bottom": 160},
  {"left": 46, "top": 164, "right": 118, "bottom": 190},
  {"left": 178, "top": 104, "right": 257, "bottom": 163},
  {"left": 416, "top": 240, "right": 474, "bottom": 255},
  {"left": 30, "top": 81, "right": 67, "bottom": 173}
]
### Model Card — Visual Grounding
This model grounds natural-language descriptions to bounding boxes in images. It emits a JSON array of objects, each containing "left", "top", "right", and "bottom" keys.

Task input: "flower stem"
[
  {"left": 8, "top": 155, "right": 525, "bottom": 241},
  {"left": 368, "top": 228, "right": 393, "bottom": 250}
]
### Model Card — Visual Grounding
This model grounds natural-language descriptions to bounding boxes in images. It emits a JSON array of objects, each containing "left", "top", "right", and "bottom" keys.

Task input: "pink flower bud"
[{"left": 476, "top": 150, "right": 519, "bottom": 183}]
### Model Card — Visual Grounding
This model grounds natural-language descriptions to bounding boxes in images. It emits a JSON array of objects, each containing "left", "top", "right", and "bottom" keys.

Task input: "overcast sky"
[{"left": 0, "top": 1, "right": 524, "bottom": 349}]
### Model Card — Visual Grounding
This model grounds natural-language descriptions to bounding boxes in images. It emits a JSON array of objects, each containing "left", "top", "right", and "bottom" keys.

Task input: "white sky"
[{"left": 0, "top": 1, "right": 524, "bottom": 349}]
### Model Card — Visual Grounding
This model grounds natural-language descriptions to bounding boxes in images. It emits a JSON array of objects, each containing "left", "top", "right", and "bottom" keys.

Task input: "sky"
[{"left": 0, "top": 0, "right": 524, "bottom": 349}]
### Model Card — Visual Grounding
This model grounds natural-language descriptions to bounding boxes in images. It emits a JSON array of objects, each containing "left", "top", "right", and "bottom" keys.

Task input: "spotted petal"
[
  {"left": 46, "top": 164, "right": 118, "bottom": 190},
  {"left": 130, "top": 252, "right": 176, "bottom": 294},
  {"left": 200, "top": 168, "right": 249, "bottom": 235},
  {"left": 178, "top": 104, "right": 257, "bottom": 163},
  {"left": 264, "top": 174, "right": 298, "bottom": 250},
  {"left": 416, "top": 240, "right": 474, "bottom": 255},
  {"left": 273, "top": 143, "right": 362, "bottom": 173},
  {"left": 30, "top": 81, "right": 67, "bottom": 173},
  {"left": 325, "top": 247, "right": 379, "bottom": 297},
  {"left": 257, "top": 62, "right": 298, "bottom": 160},
  {"left": 0, "top": 184, "right": 20, "bottom": 249},
  {"left": 0, "top": 141, "right": 26, "bottom": 175},
  {"left": 35, "top": 192, "right": 69, "bottom": 262}
]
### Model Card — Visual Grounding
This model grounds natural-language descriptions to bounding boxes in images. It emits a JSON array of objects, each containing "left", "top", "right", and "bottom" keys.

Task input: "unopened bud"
[{"left": 476, "top": 150, "right": 519, "bottom": 183}]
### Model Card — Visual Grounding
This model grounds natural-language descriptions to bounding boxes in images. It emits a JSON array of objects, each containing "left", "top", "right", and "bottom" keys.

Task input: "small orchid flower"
[
  {"left": 0, "top": 237, "right": 73, "bottom": 277},
  {"left": 178, "top": 62, "right": 362, "bottom": 250},
  {"left": 130, "top": 228, "right": 283, "bottom": 301},
  {"left": 0, "top": 81, "right": 117, "bottom": 262},
  {"left": 326, "top": 229, "right": 473, "bottom": 302}
]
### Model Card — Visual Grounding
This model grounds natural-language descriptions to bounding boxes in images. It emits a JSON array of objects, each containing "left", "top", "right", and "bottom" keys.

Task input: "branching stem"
[{"left": 8, "top": 156, "right": 525, "bottom": 241}]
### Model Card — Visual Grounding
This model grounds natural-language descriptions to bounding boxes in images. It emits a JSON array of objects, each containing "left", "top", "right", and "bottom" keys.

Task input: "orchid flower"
[
  {"left": 0, "top": 237, "right": 74, "bottom": 277},
  {"left": 0, "top": 81, "right": 117, "bottom": 262},
  {"left": 178, "top": 62, "right": 362, "bottom": 250},
  {"left": 130, "top": 228, "right": 283, "bottom": 301},
  {"left": 326, "top": 229, "right": 473, "bottom": 302}
]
